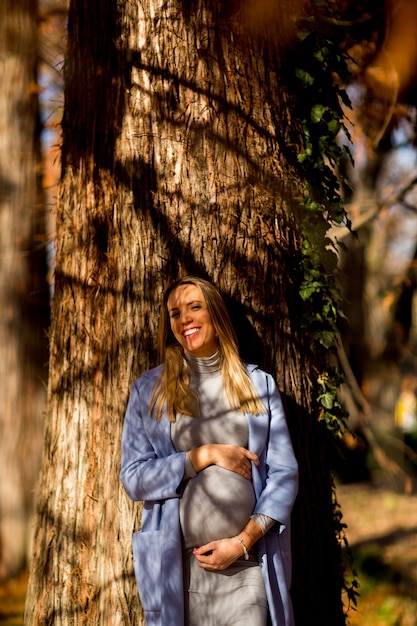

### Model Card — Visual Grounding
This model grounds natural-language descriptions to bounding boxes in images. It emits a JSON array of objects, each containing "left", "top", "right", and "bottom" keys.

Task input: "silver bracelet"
[{"left": 237, "top": 537, "right": 249, "bottom": 560}]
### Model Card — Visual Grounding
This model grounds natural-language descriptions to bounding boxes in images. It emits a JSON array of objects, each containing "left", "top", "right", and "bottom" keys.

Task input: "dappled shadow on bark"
[
  {"left": 124, "top": 52, "right": 300, "bottom": 178},
  {"left": 25, "top": 494, "right": 143, "bottom": 623}
]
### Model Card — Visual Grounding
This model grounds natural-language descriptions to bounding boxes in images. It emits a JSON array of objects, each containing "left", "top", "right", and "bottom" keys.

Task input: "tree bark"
[
  {"left": 25, "top": 1, "right": 346, "bottom": 624},
  {"left": 0, "top": 0, "right": 49, "bottom": 579}
]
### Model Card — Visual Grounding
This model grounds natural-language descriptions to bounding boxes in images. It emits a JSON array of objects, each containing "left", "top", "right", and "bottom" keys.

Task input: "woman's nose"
[{"left": 180, "top": 310, "right": 192, "bottom": 324}]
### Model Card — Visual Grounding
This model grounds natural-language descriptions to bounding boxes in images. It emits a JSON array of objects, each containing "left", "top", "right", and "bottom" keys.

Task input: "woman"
[{"left": 120, "top": 276, "right": 298, "bottom": 626}]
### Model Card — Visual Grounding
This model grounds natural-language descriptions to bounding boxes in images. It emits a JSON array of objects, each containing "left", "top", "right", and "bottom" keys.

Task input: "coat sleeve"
[
  {"left": 252, "top": 373, "right": 298, "bottom": 528},
  {"left": 120, "top": 378, "right": 188, "bottom": 502}
]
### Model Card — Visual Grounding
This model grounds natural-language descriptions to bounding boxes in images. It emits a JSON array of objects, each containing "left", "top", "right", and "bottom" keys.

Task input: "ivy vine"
[
  {"left": 290, "top": 4, "right": 360, "bottom": 614},
  {"left": 290, "top": 7, "right": 354, "bottom": 437}
]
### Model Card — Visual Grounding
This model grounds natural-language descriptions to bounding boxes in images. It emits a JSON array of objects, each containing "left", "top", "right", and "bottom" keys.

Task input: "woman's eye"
[
  {"left": 191, "top": 305, "right": 201, "bottom": 310},
  {"left": 170, "top": 312, "right": 179, "bottom": 319}
]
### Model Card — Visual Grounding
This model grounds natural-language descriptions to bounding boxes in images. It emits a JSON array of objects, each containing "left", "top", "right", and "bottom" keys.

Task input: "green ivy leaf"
[
  {"left": 320, "top": 393, "right": 335, "bottom": 409},
  {"left": 317, "top": 330, "right": 335, "bottom": 348},
  {"left": 299, "top": 285, "right": 317, "bottom": 300},
  {"left": 295, "top": 68, "right": 315, "bottom": 86},
  {"left": 327, "top": 118, "right": 340, "bottom": 134},
  {"left": 311, "top": 104, "right": 326, "bottom": 123}
]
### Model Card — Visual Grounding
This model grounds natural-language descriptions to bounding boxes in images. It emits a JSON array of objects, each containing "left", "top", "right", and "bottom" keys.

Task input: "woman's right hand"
[{"left": 188, "top": 444, "right": 259, "bottom": 479}]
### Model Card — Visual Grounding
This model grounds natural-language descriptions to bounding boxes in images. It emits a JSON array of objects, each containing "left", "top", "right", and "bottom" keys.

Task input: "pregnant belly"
[{"left": 180, "top": 465, "right": 256, "bottom": 549}]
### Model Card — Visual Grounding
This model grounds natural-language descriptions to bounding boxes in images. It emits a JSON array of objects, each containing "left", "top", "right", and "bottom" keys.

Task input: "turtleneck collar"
[{"left": 185, "top": 351, "right": 220, "bottom": 377}]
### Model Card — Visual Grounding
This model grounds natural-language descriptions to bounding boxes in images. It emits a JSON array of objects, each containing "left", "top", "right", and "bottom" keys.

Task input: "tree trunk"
[
  {"left": 0, "top": 0, "right": 49, "bottom": 579},
  {"left": 25, "top": 1, "right": 346, "bottom": 624}
]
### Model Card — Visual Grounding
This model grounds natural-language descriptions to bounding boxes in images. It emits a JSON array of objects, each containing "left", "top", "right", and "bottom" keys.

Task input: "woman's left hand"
[{"left": 192, "top": 538, "right": 244, "bottom": 571}]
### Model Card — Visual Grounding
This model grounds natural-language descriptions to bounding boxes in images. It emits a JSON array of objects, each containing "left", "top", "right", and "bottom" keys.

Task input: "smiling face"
[{"left": 167, "top": 284, "right": 218, "bottom": 358}]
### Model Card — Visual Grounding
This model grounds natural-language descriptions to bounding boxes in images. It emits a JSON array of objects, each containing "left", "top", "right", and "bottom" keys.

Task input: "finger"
[
  {"left": 245, "top": 450, "right": 260, "bottom": 465},
  {"left": 241, "top": 466, "right": 252, "bottom": 480},
  {"left": 193, "top": 542, "right": 215, "bottom": 556},
  {"left": 194, "top": 552, "right": 217, "bottom": 568}
]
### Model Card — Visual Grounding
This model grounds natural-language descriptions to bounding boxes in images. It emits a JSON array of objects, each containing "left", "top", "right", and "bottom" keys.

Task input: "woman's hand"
[
  {"left": 192, "top": 537, "right": 244, "bottom": 571},
  {"left": 193, "top": 519, "right": 263, "bottom": 571},
  {"left": 210, "top": 444, "right": 259, "bottom": 479},
  {"left": 188, "top": 444, "right": 259, "bottom": 479}
]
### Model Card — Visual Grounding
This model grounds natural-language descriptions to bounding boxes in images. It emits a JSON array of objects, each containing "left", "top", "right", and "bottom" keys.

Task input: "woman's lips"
[{"left": 183, "top": 327, "right": 200, "bottom": 337}]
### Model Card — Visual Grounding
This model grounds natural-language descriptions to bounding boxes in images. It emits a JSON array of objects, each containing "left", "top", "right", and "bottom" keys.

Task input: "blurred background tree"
[
  {"left": 0, "top": 0, "right": 65, "bottom": 582},
  {"left": 332, "top": 0, "right": 417, "bottom": 489},
  {"left": 0, "top": 0, "right": 49, "bottom": 580}
]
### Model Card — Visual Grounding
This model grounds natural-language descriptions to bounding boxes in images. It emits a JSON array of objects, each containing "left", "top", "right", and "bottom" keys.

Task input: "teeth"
[{"left": 183, "top": 328, "right": 199, "bottom": 337}]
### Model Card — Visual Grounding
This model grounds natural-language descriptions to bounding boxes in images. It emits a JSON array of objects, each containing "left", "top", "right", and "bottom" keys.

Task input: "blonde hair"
[{"left": 149, "top": 276, "right": 266, "bottom": 421}]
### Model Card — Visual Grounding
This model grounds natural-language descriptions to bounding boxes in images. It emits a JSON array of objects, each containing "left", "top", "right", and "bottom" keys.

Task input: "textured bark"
[
  {"left": 0, "top": 0, "right": 49, "bottom": 579},
  {"left": 25, "top": 1, "right": 346, "bottom": 624}
]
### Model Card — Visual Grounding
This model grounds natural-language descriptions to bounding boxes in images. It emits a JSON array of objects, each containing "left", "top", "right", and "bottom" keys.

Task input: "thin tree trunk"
[
  {"left": 0, "top": 0, "right": 49, "bottom": 579},
  {"left": 25, "top": 1, "right": 346, "bottom": 624}
]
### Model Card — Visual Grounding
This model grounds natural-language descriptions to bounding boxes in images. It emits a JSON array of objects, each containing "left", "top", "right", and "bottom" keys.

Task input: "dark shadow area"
[
  {"left": 334, "top": 429, "right": 371, "bottom": 485},
  {"left": 62, "top": 0, "right": 125, "bottom": 172},
  {"left": 223, "top": 296, "right": 265, "bottom": 368}
]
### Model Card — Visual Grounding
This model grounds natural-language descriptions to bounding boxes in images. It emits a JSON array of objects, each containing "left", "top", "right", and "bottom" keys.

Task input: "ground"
[
  {"left": 338, "top": 481, "right": 417, "bottom": 626},
  {"left": 0, "top": 571, "right": 27, "bottom": 626},
  {"left": 1, "top": 482, "right": 417, "bottom": 625}
]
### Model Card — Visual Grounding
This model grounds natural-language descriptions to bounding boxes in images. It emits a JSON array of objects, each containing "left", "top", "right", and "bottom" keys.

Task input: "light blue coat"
[{"left": 120, "top": 364, "right": 298, "bottom": 626}]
